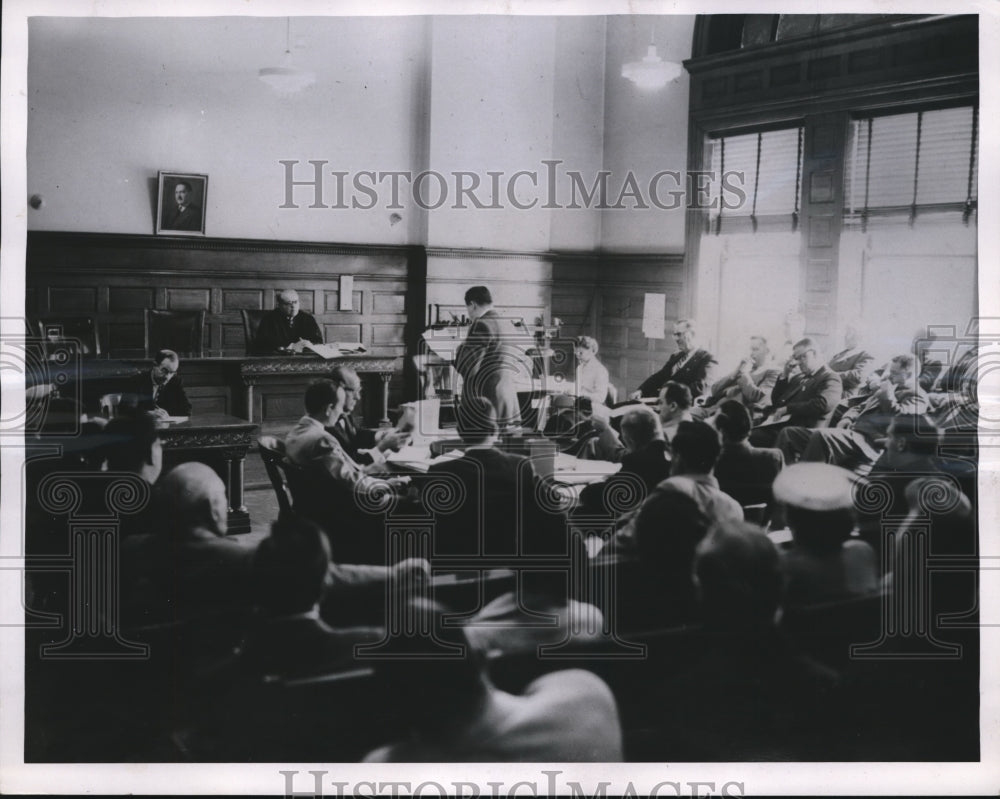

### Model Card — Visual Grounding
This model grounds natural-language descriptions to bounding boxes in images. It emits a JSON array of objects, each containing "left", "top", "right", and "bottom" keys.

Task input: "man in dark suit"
[
  {"left": 120, "top": 348, "right": 192, "bottom": 417},
  {"left": 325, "top": 365, "right": 408, "bottom": 465},
  {"left": 749, "top": 337, "right": 842, "bottom": 450},
  {"left": 712, "top": 400, "right": 784, "bottom": 520},
  {"left": 454, "top": 286, "right": 521, "bottom": 428},
  {"left": 630, "top": 319, "right": 717, "bottom": 400},
  {"left": 426, "top": 396, "right": 560, "bottom": 558},
  {"left": 786, "top": 353, "right": 929, "bottom": 468},
  {"left": 162, "top": 181, "right": 202, "bottom": 231},
  {"left": 253, "top": 289, "right": 324, "bottom": 354}
]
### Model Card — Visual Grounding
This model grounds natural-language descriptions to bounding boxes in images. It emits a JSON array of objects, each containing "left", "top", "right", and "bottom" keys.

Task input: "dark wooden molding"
[{"left": 26, "top": 230, "right": 420, "bottom": 259}]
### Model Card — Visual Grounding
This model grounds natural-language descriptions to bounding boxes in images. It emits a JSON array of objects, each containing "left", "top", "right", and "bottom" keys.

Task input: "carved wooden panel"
[
  {"left": 325, "top": 323, "right": 363, "bottom": 343},
  {"left": 323, "top": 290, "right": 363, "bottom": 314},
  {"left": 50, "top": 287, "right": 96, "bottom": 313},
  {"left": 109, "top": 288, "right": 154, "bottom": 312},
  {"left": 372, "top": 292, "right": 406, "bottom": 315},
  {"left": 222, "top": 289, "right": 265, "bottom": 311},
  {"left": 166, "top": 289, "right": 211, "bottom": 311}
]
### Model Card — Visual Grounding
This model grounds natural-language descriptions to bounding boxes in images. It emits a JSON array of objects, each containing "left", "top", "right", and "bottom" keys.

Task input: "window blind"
[
  {"left": 845, "top": 105, "right": 978, "bottom": 225},
  {"left": 708, "top": 125, "right": 804, "bottom": 233}
]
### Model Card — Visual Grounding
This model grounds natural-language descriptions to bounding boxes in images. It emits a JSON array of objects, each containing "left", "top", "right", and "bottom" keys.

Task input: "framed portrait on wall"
[{"left": 155, "top": 171, "right": 207, "bottom": 235}]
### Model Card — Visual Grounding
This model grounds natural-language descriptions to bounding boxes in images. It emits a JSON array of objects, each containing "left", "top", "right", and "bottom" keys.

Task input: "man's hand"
[
  {"left": 149, "top": 406, "right": 169, "bottom": 419},
  {"left": 738, "top": 357, "right": 752, "bottom": 376},
  {"left": 770, "top": 405, "right": 787, "bottom": 420},
  {"left": 377, "top": 429, "right": 409, "bottom": 453},
  {"left": 628, "top": 389, "right": 642, "bottom": 401}
]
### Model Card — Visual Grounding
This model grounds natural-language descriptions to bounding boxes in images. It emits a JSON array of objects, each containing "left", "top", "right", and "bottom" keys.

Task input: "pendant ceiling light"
[
  {"left": 622, "top": 28, "right": 683, "bottom": 91},
  {"left": 259, "top": 17, "right": 315, "bottom": 95}
]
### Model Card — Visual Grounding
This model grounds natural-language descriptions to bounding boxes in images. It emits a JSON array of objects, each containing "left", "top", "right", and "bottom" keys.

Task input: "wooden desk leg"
[
  {"left": 224, "top": 451, "right": 252, "bottom": 535},
  {"left": 245, "top": 383, "right": 255, "bottom": 424},
  {"left": 379, "top": 372, "right": 392, "bottom": 427}
]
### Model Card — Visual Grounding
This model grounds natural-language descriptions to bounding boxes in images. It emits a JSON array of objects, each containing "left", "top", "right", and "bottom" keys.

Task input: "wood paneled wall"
[{"left": 26, "top": 232, "right": 427, "bottom": 409}]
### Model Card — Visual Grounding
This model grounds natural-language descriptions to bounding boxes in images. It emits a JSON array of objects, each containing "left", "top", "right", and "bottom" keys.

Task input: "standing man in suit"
[
  {"left": 120, "top": 348, "right": 192, "bottom": 418},
  {"left": 163, "top": 181, "right": 202, "bottom": 232},
  {"left": 454, "top": 286, "right": 521, "bottom": 428},
  {"left": 749, "top": 337, "right": 842, "bottom": 449},
  {"left": 630, "top": 319, "right": 717, "bottom": 401},
  {"left": 253, "top": 289, "right": 324, "bottom": 354}
]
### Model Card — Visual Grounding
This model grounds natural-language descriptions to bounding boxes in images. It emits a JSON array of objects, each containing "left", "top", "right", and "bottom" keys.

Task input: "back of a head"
[
  {"left": 464, "top": 285, "right": 492, "bottom": 306},
  {"left": 457, "top": 396, "right": 499, "bottom": 444},
  {"left": 156, "top": 462, "right": 228, "bottom": 538},
  {"left": 890, "top": 413, "right": 941, "bottom": 459},
  {"left": 373, "top": 598, "right": 485, "bottom": 732},
  {"left": 103, "top": 413, "right": 160, "bottom": 472},
  {"left": 664, "top": 381, "right": 692, "bottom": 410},
  {"left": 303, "top": 379, "right": 338, "bottom": 416},
  {"left": 714, "top": 400, "right": 752, "bottom": 444},
  {"left": 695, "top": 520, "right": 781, "bottom": 630},
  {"left": 621, "top": 407, "right": 661, "bottom": 450},
  {"left": 636, "top": 490, "right": 711, "bottom": 580},
  {"left": 252, "top": 516, "right": 332, "bottom": 615},
  {"left": 671, "top": 420, "right": 722, "bottom": 474}
]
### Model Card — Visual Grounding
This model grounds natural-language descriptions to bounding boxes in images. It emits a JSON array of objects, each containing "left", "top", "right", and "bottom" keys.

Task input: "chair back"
[
  {"left": 38, "top": 316, "right": 100, "bottom": 357},
  {"left": 99, "top": 392, "right": 124, "bottom": 419},
  {"left": 145, "top": 309, "right": 206, "bottom": 358},
  {"left": 240, "top": 309, "right": 268, "bottom": 355},
  {"left": 779, "top": 590, "right": 886, "bottom": 670},
  {"left": 257, "top": 436, "right": 293, "bottom": 516}
]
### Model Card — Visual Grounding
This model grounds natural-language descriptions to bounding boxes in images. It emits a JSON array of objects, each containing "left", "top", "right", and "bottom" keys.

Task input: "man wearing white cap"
[{"left": 772, "top": 463, "right": 878, "bottom": 607}]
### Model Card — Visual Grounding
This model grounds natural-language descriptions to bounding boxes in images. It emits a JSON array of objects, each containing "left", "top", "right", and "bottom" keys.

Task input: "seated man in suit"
[
  {"left": 325, "top": 365, "right": 407, "bottom": 466},
  {"left": 364, "top": 598, "right": 624, "bottom": 762},
  {"left": 252, "top": 289, "right": 323, "bottom": 354},
  {"left": 700, "top": 334, "right": 779, "bottom": 422},
  {"left": 656, "top": 380, "right": 694, "bottom": 444},
  {"left": 235, "top": 516, "right": 382, "bottom": 678},
  {"left": 544, "top": 394, "right": 625, "bottom": 462},
  {"left": 608, "top": 420, "right": 743, "bottom": 558},
  {"left": 577, "top": 405, "right": 668, "bottom": 519},
  {"left": 120, "top": 348, "right": 192, "bottom": 418},
  {"left": 782, "top": 353, "right": 929, "bottom": 468},
  {"left": 427, "top": 396, "right": 563, "bottom": 558},
  {"left": 826, "top": 323, "right": 875, "bottom": 399},
  {"left": 284, "top": 378, "right": 410, "bottom": 563},
  {"left": 712, "top": 400, "right": 784, "bottom": 520},
  {"left": 749, "top": 337, "right": 842, "bottom": 450},
  {"left": 630, "top": 319, "right": 717, "bottom": 401}
]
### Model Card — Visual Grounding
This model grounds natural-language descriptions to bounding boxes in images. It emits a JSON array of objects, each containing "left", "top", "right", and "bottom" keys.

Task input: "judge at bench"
[{"left": 253, "top": 289, "right": 323, "bottom": 354}]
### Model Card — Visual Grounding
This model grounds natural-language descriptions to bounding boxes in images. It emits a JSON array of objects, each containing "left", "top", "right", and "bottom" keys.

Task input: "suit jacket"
[
  {"left": 252, "top": 310, "right": 323, "bottom": 354},
  {"left": 769, "top": 365, "right": 842, "bottom": 428},
  {"left": 843, "top": 382, "right": 929, "bottom": 442},
  {"left": 121, "top": 371, "right": 192, "bottom": 416},
  {"left": 427, "top": 447, "right": 562, "bottom": 559},
  {"left": 163, "top": 202, "right": 201, "bottom": 231},
  {"left": 827, "top": 347, "right": 875, "bottom": 397},
  {"left": 327, "top": 413, "right": 378, "bottom": 464},
  {"left": 707, "top": 362, "right": 779, "bottom": 414},
  {"left": 714, "top": 440, "right": 784, "bottom": 511},
  {"left": 578, "top": 438, "right": 670, "bottom": 516},
  {"left": 455, "top": 310, "right": 522, "bottom": 426},
  {"left": 637, "top": 348, "right": 717, "bottom": 399}
]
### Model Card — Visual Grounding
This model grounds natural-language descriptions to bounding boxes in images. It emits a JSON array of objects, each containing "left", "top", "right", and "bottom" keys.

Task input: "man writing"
[
  {"left": 253, "top": 289, "right": 323, "bottom": 354},
  {"left": 121, "top": 348, "right": 192, "bottom": 418}
]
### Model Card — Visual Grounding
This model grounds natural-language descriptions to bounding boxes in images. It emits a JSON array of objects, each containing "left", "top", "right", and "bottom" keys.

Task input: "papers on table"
[
  {"left": 301, "top": 341, "right": 368, "bottom": 358},
  {"left": 552, "top": 453, "right": 621, "bottom": 484},
  {"left": 385, "top": 445, "right": 463, "bottom": 472},
  {"left": 160, "top": 415, "right": 190, "bottom": 423}
]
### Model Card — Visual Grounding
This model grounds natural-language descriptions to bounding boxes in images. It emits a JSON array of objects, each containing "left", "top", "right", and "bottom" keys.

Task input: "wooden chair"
[
  {"left": 257, "top": 436, "right": 293, "bottom": 517},
  {"left": 37, "top": 316, "right": 100, "bottom": 357},
  {"left": 240, "top": 309, "right": 268, "bottom": 355},
  {"left": 144, "top": 309, "right": 206, "bottom": 358}
]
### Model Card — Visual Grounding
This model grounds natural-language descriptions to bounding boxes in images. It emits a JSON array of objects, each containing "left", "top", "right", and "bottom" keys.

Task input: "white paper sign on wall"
[{"left": 642, "top": 292, "right": 666, "bottom": 339}]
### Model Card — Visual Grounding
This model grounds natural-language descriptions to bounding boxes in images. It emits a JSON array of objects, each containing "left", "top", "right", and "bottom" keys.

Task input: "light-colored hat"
[{"left": 773, "top": 462, "right": 856, "bottom": 511}]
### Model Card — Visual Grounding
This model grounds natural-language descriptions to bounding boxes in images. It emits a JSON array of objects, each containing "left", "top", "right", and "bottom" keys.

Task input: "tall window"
[
  {"left": 706, "top": 124, "right": 804, "bottom": 232},
  {"left": 844, "top": 104, "right": 978, "bottom": 226}
]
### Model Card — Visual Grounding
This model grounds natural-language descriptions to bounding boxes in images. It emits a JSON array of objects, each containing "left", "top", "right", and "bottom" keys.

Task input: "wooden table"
[{"left": 157, "top": 414, "right": 259, "bottom": 535}]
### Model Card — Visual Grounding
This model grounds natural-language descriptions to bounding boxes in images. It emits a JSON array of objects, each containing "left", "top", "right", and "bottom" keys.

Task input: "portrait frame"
[{"left": 155, "top": 171, "right": 207, "bottom": 236}]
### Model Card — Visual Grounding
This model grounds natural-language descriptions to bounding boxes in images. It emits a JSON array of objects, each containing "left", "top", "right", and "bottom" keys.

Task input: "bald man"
[{"left": 253, "top": 289, "right": 323, "bottom": 354}]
